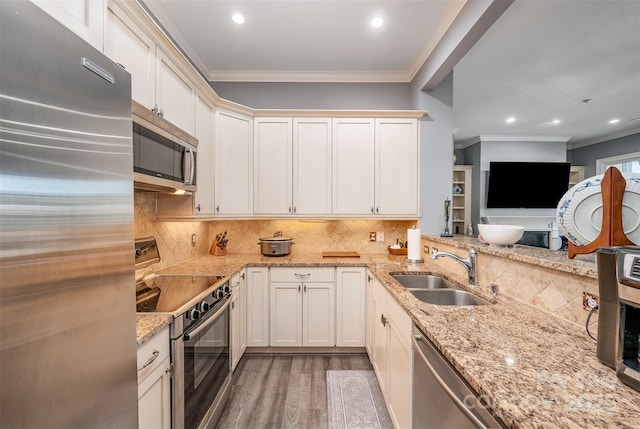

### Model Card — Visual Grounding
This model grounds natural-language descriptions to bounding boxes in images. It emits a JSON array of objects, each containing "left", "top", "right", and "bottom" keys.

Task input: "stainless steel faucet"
[{"left": 431, "top": 247, "right": 477, "bottom": 286}]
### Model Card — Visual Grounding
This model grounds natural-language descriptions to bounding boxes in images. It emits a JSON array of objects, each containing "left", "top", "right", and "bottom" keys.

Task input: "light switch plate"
[{"left": 377, "top": 232, "right": 384, "bottom": 242}]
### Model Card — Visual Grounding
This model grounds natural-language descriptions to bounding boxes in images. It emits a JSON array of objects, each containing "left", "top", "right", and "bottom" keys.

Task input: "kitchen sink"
[
  {"left": 390, "top": 273, "right": 455, "bottom": 289},
  {"left": 390, "top": 272, "right": 490, "bottom": 306},
  {"left": 409, "top": 289, "right": 490, "bottom": 306}
]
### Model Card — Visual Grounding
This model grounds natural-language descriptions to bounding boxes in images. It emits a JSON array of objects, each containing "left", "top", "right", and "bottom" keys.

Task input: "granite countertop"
[
  {"left": 427, "top": 235, "right": 598, "bottom": 278},
  {"left": 136, "top": 248, "right": 640, "bottom": 428},
  {"left": 136, "top": 314, "right": 172, "bottom": 346}
]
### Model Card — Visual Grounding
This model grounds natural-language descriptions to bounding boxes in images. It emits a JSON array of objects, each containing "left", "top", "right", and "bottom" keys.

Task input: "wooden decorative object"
[
  {"left": 209, "top": 239, "right": 227, "bottom": 256},
  {"left": 568, "top": 167, "right": 633, "bottom": 259}
]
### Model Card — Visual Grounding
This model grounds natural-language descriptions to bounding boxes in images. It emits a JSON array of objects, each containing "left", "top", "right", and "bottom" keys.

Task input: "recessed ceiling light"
[
  {"left": 370, "top": 16, "right": 384, "bottom": 28},
  {"left": 552, "top": 119, "right": 561, "bottom": 124},
  {"left": 232, "top": 13, "right": 245, "bottom": 24},
  {"left": 506, "top": 117, "right": 516, "bottom": 124},
  {"left": 609, "top": 118, "right": 621, "bottom": 124}
]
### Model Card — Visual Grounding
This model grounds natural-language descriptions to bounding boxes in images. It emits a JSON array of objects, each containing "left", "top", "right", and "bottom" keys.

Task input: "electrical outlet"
[
  {"left": 423, "top": 245, "right": 429, "bottom": 254},
  {"left": 369, "top": 232, "right": 376, "bottom": 242},
  {"left": 377, "top": 232, "right": 384, "bottom": 242},
  {"left": 583, "top": 292, "right": 599, "bottom": 312}
]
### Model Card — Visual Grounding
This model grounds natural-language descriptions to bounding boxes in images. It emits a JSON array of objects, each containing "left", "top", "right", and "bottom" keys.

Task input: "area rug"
[{"left": 326, "top": 370, "right": 393, "bottom": 429}]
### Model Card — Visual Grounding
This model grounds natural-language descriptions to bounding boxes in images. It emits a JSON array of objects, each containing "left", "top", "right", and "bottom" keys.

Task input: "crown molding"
[
  {"left": 478, "top": 135, "right": 571, "bottom": 143},
  {"left": 567, "top": 127, "right": 640, "bottom": 150},
  {"left": 208, "top": 70, "right": 413, "bottom": 83}
]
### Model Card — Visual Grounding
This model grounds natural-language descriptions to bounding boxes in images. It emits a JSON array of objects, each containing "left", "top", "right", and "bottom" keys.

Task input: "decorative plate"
[{"left": 556, "top": 172, "right": 640, "bottom": 246}]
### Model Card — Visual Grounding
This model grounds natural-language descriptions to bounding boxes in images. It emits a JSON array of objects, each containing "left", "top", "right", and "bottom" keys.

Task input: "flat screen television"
[{"left": 486, "top": 161, "right": 571, "bottom": 208}]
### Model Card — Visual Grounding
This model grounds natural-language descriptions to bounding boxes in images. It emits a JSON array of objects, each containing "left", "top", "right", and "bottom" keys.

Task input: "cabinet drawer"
[
  {"left": 371, "top": 276, "right": 387, "bottom": 307},
  {"left": 137, "top": 326, "right": 170, "bottom": 384},
  {"left": 270, "top": 267, "right": 335, "bottom": 283},
  {"left": 386, "top": 296, "right": 412, "bottom": 346}
]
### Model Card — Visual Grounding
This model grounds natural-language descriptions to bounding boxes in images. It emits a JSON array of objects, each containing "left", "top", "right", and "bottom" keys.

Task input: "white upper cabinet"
[
  {"left": 154, "top": 49, "right": 195, "bottom": 135},
  {"left": 105, "top": 0, "right": 195, "bottom": 135},
  {"left": 293, "top": 118, "right": 332, "bottom": 215},
  {"left": 32, "top": 0, "right": 105, "bottom": 51},
  {"left": 332, "top": 118, "right": 376, "bottom": 215},
  {"left": 254, "top": 117, "right": 332, "bottom": 216},
  {"left": 193, "top": 93, "right": 215, "bottom": 215},
  {"left": 214, "top": 109, "right": 253, "bottom": 215},
  {"left": 105, "top": 0, "right": 155, "bottom": 107},
  {"left": 333, "top": 117, "right": 419, "bottom": 217},
  {"left": 375, "top": 118, "right": 419, "bottom": 215},
  {"left": 253, "top": 118, "right": 293, "bottom": 215}
]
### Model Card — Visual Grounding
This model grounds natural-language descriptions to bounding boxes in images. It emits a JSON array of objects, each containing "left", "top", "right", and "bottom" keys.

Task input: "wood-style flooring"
[{"left": 215, "top": 354, "right": 373, "bottom": 429}]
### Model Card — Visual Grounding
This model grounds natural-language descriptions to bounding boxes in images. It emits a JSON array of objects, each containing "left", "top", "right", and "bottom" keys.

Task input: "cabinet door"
[
  {"left": 214, "top": 110, "right": 253, "bottom": 215},
  {"left": 230, "top": 291, "right": 240, "bottom": 371},
  {"left": 239, "top": 269, "right": 247, "bottom": 355},
  {"left": 336, "top": 267, "right": 366, "bottom": 347},
  {"left": 375, "top": 118, "right": 419, "bottom": 215},
  {"left": 32, "top": 0, "right": 104, "bottom": 50},
  {"left": 270, "top": 282, "right": 302, "bottom": 347},
  {"left": 105, "top": 0, "right": 156, "bottom": 108},
  {"left": 193, "top": 94, "right": 215, "bottom": 214},
  {"left": 155, "top": 49, "right": 195, "bottom": 135},
  {"left": 138, "top": 357, "right": 171, "bottom": 429},
  {"left": 332, "top": 118, "right": 375, "bottom": 214},
  {"left": 246, "top": 267, "right": 269, "bottom": 347},
  {"left": 365, "top": 271, "right": 374, "bottom": 355},
  {"left": 302, "top": 282, "right": 335, "bottom": 347},
  {"left": 387, "top": 322, "right": 413, "bottom": 429},
  {"left": 371, "top": 291, "right": 388, "bottom": 394},
  {"left": 253, "top": 118, "right": 292, "bottom": 214},
  {"left": 293, "top": 118, "right": 332, "bottom": 215}
]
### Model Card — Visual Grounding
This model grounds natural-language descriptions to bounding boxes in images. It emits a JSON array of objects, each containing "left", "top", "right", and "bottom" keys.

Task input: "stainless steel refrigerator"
[{"left": 0, "top": 1, "right": 138, "bottom": 427}]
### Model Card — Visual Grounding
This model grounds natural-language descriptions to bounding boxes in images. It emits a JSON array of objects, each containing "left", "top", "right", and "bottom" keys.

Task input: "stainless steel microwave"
[{"left": 131, "top": 101, "right": 197, "bottom": 194}]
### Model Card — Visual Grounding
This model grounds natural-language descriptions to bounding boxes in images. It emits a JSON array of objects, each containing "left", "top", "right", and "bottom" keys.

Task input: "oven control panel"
[{"left": 181, "top": 280, "right": 231, "bottom": 329}]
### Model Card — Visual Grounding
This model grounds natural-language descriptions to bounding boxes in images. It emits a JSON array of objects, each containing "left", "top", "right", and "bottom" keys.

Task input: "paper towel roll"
[{"left": 407, "top": 228, "right": 422, "bottom": 262}]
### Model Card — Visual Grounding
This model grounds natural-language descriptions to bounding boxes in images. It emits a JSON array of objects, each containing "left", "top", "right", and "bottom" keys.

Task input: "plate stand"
[{"left": 568, "top": 167, "right": 633, "bottom": 259}]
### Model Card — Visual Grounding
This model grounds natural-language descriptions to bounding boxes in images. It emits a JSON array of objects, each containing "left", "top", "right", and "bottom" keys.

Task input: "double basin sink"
[{"left": 390, "top": 273, "right": 490, "bottom": 306}]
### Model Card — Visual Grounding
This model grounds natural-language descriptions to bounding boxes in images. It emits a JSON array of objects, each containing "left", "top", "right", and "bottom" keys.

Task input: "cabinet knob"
[
  {"left": 298, "top": 285, "right": 301, "bottom": 292},
  {"left": 196, "top": 204, "right": 201, "bottom": 212},
  {"left": 289, "top": 206, "right": 292, "bottom": 213},
  {"left": 367, "top": 275, "right": 372, "bottom": 282},
  {"left": 293, "top": 206, "right": 296, "bottom": 213},
  {"left": 151, "top": 104, "right": 158, "bottom": 114},
  {"left": 371, "top": 207, "right": 374, "bottom": 213},
  {"left": 216, "top": 205, "right": 220, "bottom": 212},
  {"left": 159, "top": 108, "right": 164, "bottom": 117},
  {"left": 376, "top": 207, "right": 379, "bottom": 213}
]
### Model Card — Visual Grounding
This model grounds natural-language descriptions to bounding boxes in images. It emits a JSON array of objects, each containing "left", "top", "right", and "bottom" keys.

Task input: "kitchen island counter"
[{"left": 136, "top": 249, "right": 639, "bottom": 428}]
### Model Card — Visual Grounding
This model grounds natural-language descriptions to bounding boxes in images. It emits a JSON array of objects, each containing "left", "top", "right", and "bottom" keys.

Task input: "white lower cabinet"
[
  {"left": 336, "top": 267, "right": 366, "bottom": 347},
  {"left": 369, "top": 275, "right": 413, "bottom": 429},
  {"left": 137, "top": 326, "right": 171, "bottom": 429},
  {"left": 269, "top": 267, "right": 335, "bottom": 347},
  {"left": 246, "top": 267, "right": 269, "bottom": 347},
  {"left": 230, "top": 269, "right": 247, "bottom": 371}
]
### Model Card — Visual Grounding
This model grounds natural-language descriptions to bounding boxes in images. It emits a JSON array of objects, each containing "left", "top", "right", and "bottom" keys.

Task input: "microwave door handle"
[{"left": 184, "top": 147, "right": 195, "bottom": 185}]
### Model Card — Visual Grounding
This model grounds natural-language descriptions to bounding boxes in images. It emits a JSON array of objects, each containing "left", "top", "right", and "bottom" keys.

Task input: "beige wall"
[{"left": 423, "top": 238, "right": 598, "bottom": 328}]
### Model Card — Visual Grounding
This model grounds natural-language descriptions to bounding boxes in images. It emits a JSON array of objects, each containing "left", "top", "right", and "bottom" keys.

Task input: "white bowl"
[{"left": 477, "top": 224, "right": 525, "bottom": 246}]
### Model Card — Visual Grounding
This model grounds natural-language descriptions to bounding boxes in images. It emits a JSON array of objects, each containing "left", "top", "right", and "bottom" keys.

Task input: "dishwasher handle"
[{"left": 413, "top": 333, "right": 488, "bottom": 429}]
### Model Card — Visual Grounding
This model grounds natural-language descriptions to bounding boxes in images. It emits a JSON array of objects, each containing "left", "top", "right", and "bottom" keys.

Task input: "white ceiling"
[
  {"left": 453, "top": 0, "right": 640, "bottom": 147},
  {"left": 142, "top": 0, "right": 466, "bottom": 83},
  {"left": 142, "top": 0, "right": 640, "bottom": 147}
]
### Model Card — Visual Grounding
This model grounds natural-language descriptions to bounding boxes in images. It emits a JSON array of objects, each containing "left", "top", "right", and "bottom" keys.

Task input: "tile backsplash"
[
  {"left": 135, "top": 192, "right": 417, "bottom": 268},
  {"left": 423, "top": 238, "right": 598, "bottom": 328}
]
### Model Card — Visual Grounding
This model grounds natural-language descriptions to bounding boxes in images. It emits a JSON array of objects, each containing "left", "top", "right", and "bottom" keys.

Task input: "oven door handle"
[{"left": 183, "top": 294, "right": 231, "bottom": 341}]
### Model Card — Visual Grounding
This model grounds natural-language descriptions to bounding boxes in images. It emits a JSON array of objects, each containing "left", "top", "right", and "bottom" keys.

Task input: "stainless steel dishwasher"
[{"left": 412, "top": 325, "right": 505, "bottom": 428}]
